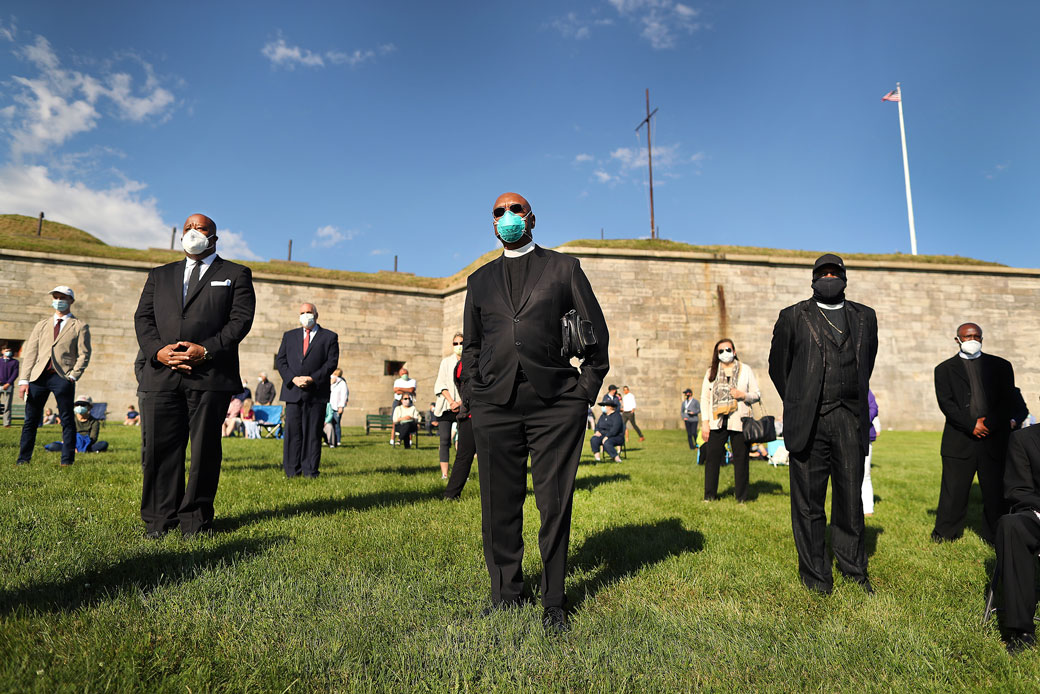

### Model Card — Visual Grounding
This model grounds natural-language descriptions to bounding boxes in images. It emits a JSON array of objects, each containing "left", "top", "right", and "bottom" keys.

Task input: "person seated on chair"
[
  {"left": 392, "top": 394, "right": 419, "bottom": 449},
  {"left": 221, "top": 396, "right": 243, "bottom": 437},
  {"left": 240, "top": 399, "right": 259, "bottom": 439},
  {"left": 994, "top": 424, "right": 1040, "bottom": 653},
  {"left": 590, "top": 399, "right": 624, "bottom": 463},
  {"left": 42, "top": 407, "right": 58, "bottom": 425},
  {"left": 46, "top": 396, "right": 108, "bottom": 453},
  {"left": 124, "top": 403, "right": 140, "bottom": 426}
]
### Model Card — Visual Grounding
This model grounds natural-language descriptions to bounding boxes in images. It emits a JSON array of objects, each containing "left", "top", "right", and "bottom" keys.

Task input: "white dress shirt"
[
  {"left": 622, "top": 392, "right": 637, "bottom": 412},
  {"left": 503, "top": 240, "right": 536, "bottom": 258},
  {"left": 183, "top": 253, "right": 218, "bottom": 300}
]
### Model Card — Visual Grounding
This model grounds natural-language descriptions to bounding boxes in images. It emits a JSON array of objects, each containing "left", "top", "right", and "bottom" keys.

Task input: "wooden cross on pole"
[{"left": 635, "top": 88, "right": 659, "bottom": 240}]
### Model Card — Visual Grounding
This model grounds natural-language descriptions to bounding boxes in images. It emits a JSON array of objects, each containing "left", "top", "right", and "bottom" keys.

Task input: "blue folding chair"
[{"left": 253, "top": 405, "right": 283, "bottom": 439}]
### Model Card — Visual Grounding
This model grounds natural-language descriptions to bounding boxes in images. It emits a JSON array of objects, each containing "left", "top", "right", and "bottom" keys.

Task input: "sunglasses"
[
  {"left": 493, "top": 203, "right": 526, "bottom": 218},
  {"left": 452, "top": 341, "right": 463, "bottom": 346},
  {"left": 718, "top": 348, "right": 734, "bottom": 355}
]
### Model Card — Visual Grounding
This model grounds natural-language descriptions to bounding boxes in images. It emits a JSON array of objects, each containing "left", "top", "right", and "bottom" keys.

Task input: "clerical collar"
[
  {"left": 503, "top": 241, "right": 536, "bottom": 258},
  {"left": 815, "top": 301, "right": 845, "bottom": 310},
  {"left": 958, "top": 350, "right": 982, "bottom": 361}
]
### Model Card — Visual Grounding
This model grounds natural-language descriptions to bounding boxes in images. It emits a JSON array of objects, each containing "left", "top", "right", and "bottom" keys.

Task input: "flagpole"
[{"left": 895, "top": 82, "right": 918, "bottom": 255}]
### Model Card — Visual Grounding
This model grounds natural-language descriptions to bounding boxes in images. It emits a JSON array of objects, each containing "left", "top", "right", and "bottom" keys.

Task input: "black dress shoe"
[
  {"left": 143, "top": 529, "right": 169, "bottom": 540},
  {"left": 443, "top": 495, "right": 461, "bottom": 502},
  {"left": 856, "top": 578, "right": 875, "bottom": 595},
  {"left": 930, "top": 531, "right": 959, "bottom": 543},
  {"left": 1005, "top": 630, "right": 1036, "bottom": 654},
  {"left": 542, "top": 606, "right": 570, "bottom": 635},
  {"left": 15, "top": 459, "right": 29, "bottom": 465}
]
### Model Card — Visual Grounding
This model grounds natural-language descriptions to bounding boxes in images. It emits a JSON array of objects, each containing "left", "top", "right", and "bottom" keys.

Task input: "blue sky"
[{"left": 0, "top": 1, "right": 1037, "bottom": 273}]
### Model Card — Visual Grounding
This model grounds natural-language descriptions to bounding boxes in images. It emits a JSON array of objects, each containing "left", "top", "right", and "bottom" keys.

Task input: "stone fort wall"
[{"left": 3, "top": 246, "right": 1037, "bottom": 431}]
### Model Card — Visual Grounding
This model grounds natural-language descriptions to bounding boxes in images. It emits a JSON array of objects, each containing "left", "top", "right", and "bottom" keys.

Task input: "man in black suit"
[
  {"left": 768, "top": 254, "right": 878, "bottom": 594},
  {"left": 994, "top": 425, "right": 1040, "bottom": 653},
  {"left": 134, "top": 213, "right": 256, "bottom": 539},
  {"left": 275, "top": 302, "right": 339, "bottom": 478},
  {"left": 462, "top": 191, "right": 609, "bottom": 634},
  {"left": 932, "top": 322, "right": 1018, "bottom": 544}
]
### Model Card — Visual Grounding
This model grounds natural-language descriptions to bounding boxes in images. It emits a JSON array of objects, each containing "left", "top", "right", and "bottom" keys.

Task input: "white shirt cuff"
[{"left": 17, "top": 379, "right": 28, "bottom": 386}]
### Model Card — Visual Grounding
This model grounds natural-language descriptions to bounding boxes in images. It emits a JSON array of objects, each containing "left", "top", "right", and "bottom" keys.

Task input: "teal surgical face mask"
[
  {"left": 52, "top": 299, "right": 70, "bottom": 312},
  {"left": 74, "top": 405, "right": 89, "bottom": 415},
  {"left": 496, "top": 210, "right": 528, "bottom": 244}
]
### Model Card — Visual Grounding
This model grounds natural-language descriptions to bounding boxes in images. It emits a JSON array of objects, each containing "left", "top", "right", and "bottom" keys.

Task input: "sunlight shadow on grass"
[
  {"left": 568, "top": 518, "right": 703, "bottom": 609},
  {"left": 0, "top": 537, "right": 286, "bottom": 615},
  {"left": 218, "top": 489, "right": 440, "bottom": 532}
]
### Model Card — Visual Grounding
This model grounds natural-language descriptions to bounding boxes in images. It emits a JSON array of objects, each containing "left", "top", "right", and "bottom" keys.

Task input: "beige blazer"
[
  {"left": 433, "top": 354, "right": 460, "bottom": 417},
  {"left": 20, "top": 315, "right": 92, "bottom": 383}
]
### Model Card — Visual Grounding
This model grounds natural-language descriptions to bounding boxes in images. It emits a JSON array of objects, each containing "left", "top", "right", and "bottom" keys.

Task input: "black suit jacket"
[
  {"left": 1005, "top": 426, "right": 1040, "bottom": 514},
  {"left": 934, "top": 353, "right": 1016, "bottom": 458},
  {"left": 768, "top": 299, "right": 878, "bottom": 455},
  {"left": 134, "top": 256, "right": 256, "bottom": 392},
  {"left": 462, "top": 245, "right": 609, "bottom": 406},
  {"left": 275, "top": 325, "right": 340, "bottom": 403}
]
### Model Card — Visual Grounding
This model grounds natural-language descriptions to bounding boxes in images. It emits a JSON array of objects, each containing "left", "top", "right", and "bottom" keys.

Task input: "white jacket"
[{"left": 433, "top": 354, "right": 460, "bottom": 417}]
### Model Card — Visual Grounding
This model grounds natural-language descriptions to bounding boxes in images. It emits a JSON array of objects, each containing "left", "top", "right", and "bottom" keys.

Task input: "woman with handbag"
[{"left": 700, "top": 338, "right": 761, "bottom": 502}]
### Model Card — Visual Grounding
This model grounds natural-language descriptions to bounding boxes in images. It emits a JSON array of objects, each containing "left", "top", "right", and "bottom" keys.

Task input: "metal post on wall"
[
  {"left": 394, "top": 255, "right": 398, "bottom": 272},
  {"left": 288, "top": 239, "right": 293, "bottom": 261},
  {"left": 37, "top": 212, "right": 44, "bottom": 236},
  {"left": 170, "top": 226, "right": 177, "bottom": 250}
]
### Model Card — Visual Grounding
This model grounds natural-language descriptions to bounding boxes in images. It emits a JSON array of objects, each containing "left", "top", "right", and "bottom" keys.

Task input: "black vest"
[{"left": 814, "top": 308, "right": 859, "bottom": 415}]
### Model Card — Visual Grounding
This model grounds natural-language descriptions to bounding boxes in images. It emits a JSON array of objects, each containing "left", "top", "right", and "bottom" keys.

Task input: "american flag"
[{"left": 881, "top": 88, "right": 901, "bottom": 103}]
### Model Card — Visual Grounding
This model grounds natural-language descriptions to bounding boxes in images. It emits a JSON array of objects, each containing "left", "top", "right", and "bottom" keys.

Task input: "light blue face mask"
[
  {"left": 74, "top": 405, "right": 89, "bottom": 415},
  {"left": 496, "top": 210, "right": 528, "bottom": 244},
  {"left": 52, "top": 299, "right": 70, "bottom": 312}
]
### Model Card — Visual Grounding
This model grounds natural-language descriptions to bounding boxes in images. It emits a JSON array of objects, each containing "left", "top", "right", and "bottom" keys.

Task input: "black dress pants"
[
  {"left": 995, "top": 511, "right": 1040, "bottom": 633},
  {"left": 703, "top": 427, "right": 749, "bottom": 501},
  {"left": 933, "top": 443, "right": 1007, "bottom": 544},
  {"left": 141, "top": 386, "right": 232, "bottom": 534},
  {"left": 471, "top": 381, "right": 588, "bottom": 608},
  {"left": 788, "top": 406, "right": 867, "bottom": 592},
  {"left": 283, "top": 400, "right": 325, "bottom": 477},
  {"left": 444, "top": 416, "right": 476, "bottom": 499}
]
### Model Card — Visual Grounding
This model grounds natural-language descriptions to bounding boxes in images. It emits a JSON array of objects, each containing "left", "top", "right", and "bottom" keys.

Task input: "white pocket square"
[{"left": 210, "top": 279, "right": 231, "bottom": 286}]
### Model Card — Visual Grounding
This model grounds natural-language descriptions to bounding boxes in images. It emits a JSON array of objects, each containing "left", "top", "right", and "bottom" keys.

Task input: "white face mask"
[
  {"left": 958, "top": 338, "right": 982, "bottom": 356},
  {"left": 299, "top": 313, "right": 315, "bottom": 329},
  {"left": 718, "top": 348, "right": 735, "bottom": 364},
  {"left": 453, "top": 344, "right": 463, "bottom": 357},
  {"left": 181, "top": 229, "right": 212, "bottom": 255}
]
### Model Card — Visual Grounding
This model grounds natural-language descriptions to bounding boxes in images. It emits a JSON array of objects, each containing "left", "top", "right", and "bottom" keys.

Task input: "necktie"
[
  {"left": 303, "top": 329, "right": 310, "bottom": 355},
  {"left": 45, "top": 318, "right": 61, "bottom": 373},
  {"left": 185, "top": 260, "right": 201, "bottom": 304}
]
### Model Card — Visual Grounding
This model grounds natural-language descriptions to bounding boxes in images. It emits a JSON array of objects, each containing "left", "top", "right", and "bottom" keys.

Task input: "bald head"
[
  {"left": 956, "top": 323, "right": 982, "bottom": 341},
  {"left": 492, "top": 191, "right": 535, "bottom": 248},
  {"left": 299, "top": 303, "right": 318, "bottom": 318},
  {"left": 183, "top": 214, "right": 216, "bottom": 234}
]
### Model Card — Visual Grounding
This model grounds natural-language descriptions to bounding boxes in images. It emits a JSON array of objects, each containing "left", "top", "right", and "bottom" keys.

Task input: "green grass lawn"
[{"left": 1, "top": 425, "right": 1036, "bottom": 692}]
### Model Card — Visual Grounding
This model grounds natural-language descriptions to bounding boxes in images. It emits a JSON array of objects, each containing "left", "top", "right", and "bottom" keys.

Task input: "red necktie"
[{"left": 303, "top": 328, "right": 310, "bottom": 355}]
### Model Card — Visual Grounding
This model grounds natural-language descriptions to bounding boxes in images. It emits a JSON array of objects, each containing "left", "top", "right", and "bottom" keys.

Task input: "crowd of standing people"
[{"left": 5, "top": 199, "right": 1038, "bottom": 651}]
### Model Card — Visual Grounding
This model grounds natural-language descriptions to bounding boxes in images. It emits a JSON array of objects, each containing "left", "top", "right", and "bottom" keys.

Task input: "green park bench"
[{"left": 365, "top": 413, "right": 393, "bottom": 435}]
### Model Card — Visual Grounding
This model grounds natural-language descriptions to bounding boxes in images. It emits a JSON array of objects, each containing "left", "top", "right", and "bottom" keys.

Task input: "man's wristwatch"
[{"left": 202, "top": 347, "right": 212, "bottom": 361}]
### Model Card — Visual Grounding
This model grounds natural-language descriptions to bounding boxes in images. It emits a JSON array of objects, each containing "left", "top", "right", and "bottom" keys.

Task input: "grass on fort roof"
[
  {"left": 0, "top": 425, "right": 1035, "bottom": 692},
  {"left": 0, "top": 214, "right": 1001, "bottom": 293}
]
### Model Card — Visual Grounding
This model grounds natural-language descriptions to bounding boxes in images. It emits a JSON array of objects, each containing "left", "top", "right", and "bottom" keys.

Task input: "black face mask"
[{"left": 812, "top": 276, "right": 847, "bottom": 304}]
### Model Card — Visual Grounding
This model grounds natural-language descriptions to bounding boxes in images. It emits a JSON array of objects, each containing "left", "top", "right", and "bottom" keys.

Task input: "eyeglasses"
[
  {"left": 493, "top": 203, "right": 526, "bottom": 218},
  {"left": 718, "top": 348, "right": 734, "bottom": 355},
  {"left": 452, "top": 341, "right": 463, "bottom": 346}
]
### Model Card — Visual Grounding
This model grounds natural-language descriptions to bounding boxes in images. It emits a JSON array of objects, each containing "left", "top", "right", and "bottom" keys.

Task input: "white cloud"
[
  {"left": 0, "top": 17, "right": 17, "bottom": 42},
  {"left": 262, "top": 37, "right": 396, "bottom": 70},
  {"left": 261, "top": 38, "right": 325, "bottom": 68},
  {"left": 574, "top": 153, "right": 594, "bottom": 163},
  {"left": 689, "top": 151, "right": 706, "bottom": 162},
  {"left": 216, "top": 229, "right": 261, "bottom": 261},
  {"left": 611, "top": 143, "right": 682, "bottom": 169},
  {"left": 593, "top": 170, "right": 615, "bottom": 183},
  {"left": 370, "top": 248, "right": 390, "bottom": 256},
  {"left": 311, "top": 224, "right": 358, "bottom": 248},
  {"left": 606, "top": 0, "right": 703, "bottom": 49},
  {"left": 0, "top": 164, "right": 169, "bottom": 247},
  {"left": 3, "top": 35, "right": 177, "bottom": 158},
  {"left": 549, "top": 12, "right": 614, "bottom": 40}
]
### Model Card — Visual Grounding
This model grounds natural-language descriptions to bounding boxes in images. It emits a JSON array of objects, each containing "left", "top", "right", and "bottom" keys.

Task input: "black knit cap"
[{"left": 812, "top": 253, "right": 846, "bottom": 279}]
